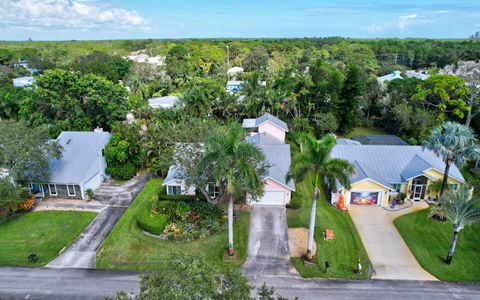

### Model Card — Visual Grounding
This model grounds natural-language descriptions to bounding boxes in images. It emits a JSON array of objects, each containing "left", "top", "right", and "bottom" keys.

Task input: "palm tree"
[
  {"left": 441, "top": 188, "right": 480, "bottom": 264},
  {"left": 180, "top": 87, "right": 210, "bottom": 117},
  {"left": 287, "top": 134, "right": 355, "bottom": 260},
  {"left": 424, "top": 122, "right": 480, "bottom": 196},
  {"left": 198, "top": 123, "right": 266, "bottom": 256}
]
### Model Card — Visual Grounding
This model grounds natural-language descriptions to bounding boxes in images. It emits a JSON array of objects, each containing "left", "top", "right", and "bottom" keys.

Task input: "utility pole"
[
  {"left": 226, "top": 45, "right": 230, "bottom": 70},
  {"left": 393, "top": 53, "right": 398, "bottom": 64}
]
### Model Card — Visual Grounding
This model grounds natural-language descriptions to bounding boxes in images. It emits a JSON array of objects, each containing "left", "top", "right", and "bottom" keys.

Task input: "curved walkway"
[{"left": 348, "top": 202, "right": 437, "bottom": 281}]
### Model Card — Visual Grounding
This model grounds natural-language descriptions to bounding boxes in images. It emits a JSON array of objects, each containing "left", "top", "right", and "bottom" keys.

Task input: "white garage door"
[{"left": 252, "top": 191, "right": 285, "bottom": 206}]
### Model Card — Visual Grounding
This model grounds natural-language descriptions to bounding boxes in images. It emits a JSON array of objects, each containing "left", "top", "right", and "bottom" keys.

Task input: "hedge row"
[
  {"left": 158, "top": 193, "right": 204, "bottom": 202},
  {"left": 136, "top": 207, "right": 169, "bottom": 235}
]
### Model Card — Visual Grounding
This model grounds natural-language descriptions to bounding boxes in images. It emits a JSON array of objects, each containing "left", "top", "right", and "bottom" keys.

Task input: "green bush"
[
  {"left": 158, "top": 193, "right": 202, "bottom": 202},
  {"left": 287, "top": 193, "right": 302, "bottom": 209},
  {"left": 136, "top": 206, "right": 169, "bottom": 235},
  {"left": 106, "top": 162, "right": 137, "bottom": 180}
]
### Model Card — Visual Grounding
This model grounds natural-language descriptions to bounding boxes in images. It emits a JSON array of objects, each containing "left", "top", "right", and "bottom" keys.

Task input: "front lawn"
[
  {"left": 96, "top": 178, "right": 249, "bottom": 272},
  {"left": 338, "top": 127, "right": 388, "bottom": 139},
  {"left": 288, "top": 176, "right": 370, "bottom": 279},
  {"left": 0, "top": 211, "right": 96, "bottom": 266},
  {"left": 395, "top": 208, "right": 480, "bottom": 282}
]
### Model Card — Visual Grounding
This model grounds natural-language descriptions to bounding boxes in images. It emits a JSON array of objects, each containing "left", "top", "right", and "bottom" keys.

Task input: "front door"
[{"left": 413, "top": 185, "right": 423, "bottom": 200}]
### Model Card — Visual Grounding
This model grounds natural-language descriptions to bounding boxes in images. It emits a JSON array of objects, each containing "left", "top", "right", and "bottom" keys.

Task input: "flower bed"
[{"left": 136, "top": 199, "right": 226, "bottom": 242}]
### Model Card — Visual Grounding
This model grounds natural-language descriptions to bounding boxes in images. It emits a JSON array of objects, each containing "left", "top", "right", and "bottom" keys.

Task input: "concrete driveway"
[
  {"left": 241, "top": 206, "right": 298, "bottom": 277},
  {"left": 47, "top": 207, "right": 127, "bottom": 268},
  {"left": 46, "top": 176, "right": 147, "bottom": 268},
  {"left": 348, "top": 204, "right": 437, "bottom": 281}
]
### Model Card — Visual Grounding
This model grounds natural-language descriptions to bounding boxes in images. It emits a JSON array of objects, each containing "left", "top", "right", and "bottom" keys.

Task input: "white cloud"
[
  {"left": 362, "top": 24, "right": 387, "bottom": 33},
  {"left": 0, "top": 0, "right": 149, "bottom": 31},
  {"left": 397, "top": 13, "right": 417, "bottom": 31}
]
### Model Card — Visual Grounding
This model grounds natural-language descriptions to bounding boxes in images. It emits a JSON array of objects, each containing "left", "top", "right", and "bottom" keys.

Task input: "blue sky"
[{"left": 1, "top": 0, "right": 479, "bottom": 40}]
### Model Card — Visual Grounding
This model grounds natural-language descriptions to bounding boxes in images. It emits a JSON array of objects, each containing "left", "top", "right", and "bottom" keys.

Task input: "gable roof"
[
  {"left": 162, "top": 165, "right": 186, "bottom": 186},
  {"left": 349, "top": 160, "right": 394, "bottom": 190},
  {"left": 248, "top": 132, "right": 295, "bottom": 191},
  {"left": 242, "top": 113, "right": 289, "bottom": 132},
  {"left": 48, "top": 131, "right": 111, "bottom": 185},
  {"left": 331, "top": 145, "right": 465, "bottom": 188}
]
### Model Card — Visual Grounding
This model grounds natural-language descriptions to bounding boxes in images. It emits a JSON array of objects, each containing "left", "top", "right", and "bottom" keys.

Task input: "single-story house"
[
  {"left": 377, "top": 70, "right": 429, "bottom": 84},
  {"left": 226, "top": 80, "right": 244, "bottom": 93},
  {"left": 13, "top": 76, "right": 35, "bottom": 87},
  {"left": 30, "top": 131, "right": 111, "bottom": 200},
  {"left": 352, "top": 135, "right": 408, "bottom": 146},
  {"left": 227, "top": 66, "right": 244, "bottom": 77},
  {"left": 148, "top": 95, "right": 179, "bottom": 109},
  {"left": 330, "top": 141, "right": 467, "bottom": 207},
  {"left": 163, "top": 113, "right": 295, "bottom": 206}
]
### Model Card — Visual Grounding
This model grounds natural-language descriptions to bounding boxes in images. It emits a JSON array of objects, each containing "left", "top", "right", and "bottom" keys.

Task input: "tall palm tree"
[
  {"left": 424, "top": 122, "right": 480, "bottom": 196},
  {"left": 198, "top": 123, "right": 266, "bottom": 256},
  {"left": 441, "top": 188, "right": 480, "bottom": 264},
  {"left": 287, "top": 134, "right": 355, "bottom": 260}
]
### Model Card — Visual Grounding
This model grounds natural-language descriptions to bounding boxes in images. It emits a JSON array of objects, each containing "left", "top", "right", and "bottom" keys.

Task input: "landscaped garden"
[
  {"left": 287, "top": 175, "right": 370, "bottom": 279},
  {"left": 137, "top": 194, "right": 226, "bottom": 241},
  {"left": 0, "top": 211, "right": 96, "bottom": 266},
  {"left": 96, "top": 178, "right": 249, "bottom": 272},
  {"left": 395, "top": 207, "right": 480, "bottom": 282}
]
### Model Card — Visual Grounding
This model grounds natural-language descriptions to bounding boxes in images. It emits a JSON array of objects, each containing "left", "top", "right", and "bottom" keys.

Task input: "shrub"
[
  {"left": 18, "top": 195, "right": 35, "bottom": 212},
  {"left": 175, "top": 201, "right": 191, "bottom": 222},
  {"left": 158, "top": 193, "right": 202, "bottom": 202},
  {"left": 106, "top": 162, "right": 137, "bottom": 180},
  {"left": 136, "top": 206, "right": 169, "bottom": 235},
  {"left": 86, "top": 189, "right": 94, "bottom": 201},
  {"left": 287, "top": 193, "right": 302, "bottom": 209}
]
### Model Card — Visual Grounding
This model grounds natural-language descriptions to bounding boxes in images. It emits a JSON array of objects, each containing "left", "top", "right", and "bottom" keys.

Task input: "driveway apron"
[
  {"left": 348, "top": 205, "right": 437, "bottom": 280},
  {"left": 242, "top": 205, "right": 298, "bottom": 277}
]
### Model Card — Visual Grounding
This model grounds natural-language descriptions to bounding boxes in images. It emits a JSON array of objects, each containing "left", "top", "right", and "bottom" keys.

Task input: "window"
[
  {"left": 449, "top": 184, "right": 458, "bottom": 191},
  {"left": 67, "top": 185, "right": 76, "bottom": 196},
  {"left": 391, "top": 183, "right": 402, "bottom": 193},
  {"left": 207, "top": 182, "right": 219, "bottom": 198},
  {"left": 48, "top": 184, "right": 58, "bottom": 196},
  {"left": 167, "top": 185, "right": 181, "bottom": 195},
  {"left": 101, "top": 149, "right": 105, "bottom": 157}
]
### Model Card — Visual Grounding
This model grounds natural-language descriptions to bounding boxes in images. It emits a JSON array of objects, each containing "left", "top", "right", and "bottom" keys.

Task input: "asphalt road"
[{"left": 1, "top": 267, "right": 480, "bottom": 300}]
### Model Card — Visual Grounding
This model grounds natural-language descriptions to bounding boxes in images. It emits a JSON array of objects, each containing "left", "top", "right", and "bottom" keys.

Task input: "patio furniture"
[{"left": 324, "top": 229, "right": 335, "bottom": 240}]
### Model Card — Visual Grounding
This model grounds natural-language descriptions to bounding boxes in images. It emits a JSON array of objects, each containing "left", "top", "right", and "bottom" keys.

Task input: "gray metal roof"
[
  {"left": 247, "top": 132, "right": 284, "bottom": 145},
  {"left": 148, "top": 96, "right": 178, "bottom": 108},
  {"left": 162, "top": 165, "right": 186, "bottom": 186},
  {"left": 248, "top": 132, "right": 295, "bottom": 190},
  {"left": 352, "top": 135, "right": 408, "bottom": 145},
  {"left": 331, "top": 145, "right": 465, "bottom": 187},
  {"left": 242, "top": 113, "right": 289, "bottom": 132},
  {"left": 48, "top": 131, "right": 111, "bottom": 185},
  {"left": 336, "top": 138, "right": 361, "bottom": 146}
]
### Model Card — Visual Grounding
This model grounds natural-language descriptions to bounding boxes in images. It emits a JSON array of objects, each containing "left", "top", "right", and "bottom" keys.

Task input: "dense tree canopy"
[{"left": 18, "top": 69, "right": 129, "bottom": 136}]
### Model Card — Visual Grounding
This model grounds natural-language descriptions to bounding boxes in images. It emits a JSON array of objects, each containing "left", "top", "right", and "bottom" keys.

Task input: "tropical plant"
[
  {"left": 287, "top": 134, "right": 355, "bottom": 260},
  {"left": 197, "top": 123, "right": 267, "bottom": 255},
  {"left": 423, "top": 122, "right": 480, "bottom": 196},
  {"left": 441, "top": 188, "right": 480, "bottom": 264}
]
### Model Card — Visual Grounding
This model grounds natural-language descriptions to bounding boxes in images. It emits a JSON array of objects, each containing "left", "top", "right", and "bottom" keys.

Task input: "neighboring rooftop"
[
  {"left": 48, "top": 131, "right": 111, "bottom": 185},
  {"left": 13, "top": 76, "right": 35, "bottom": 87},
  {"left": 148, "top": 95, "right": 178, "bottom": 108},
  {"left": 377, "top": 70, "right": 429, "bottom": 84},
  {"left": 336, "top": 138, "right": 361, "bottom": 146},
  {"left": 352, "top": 135, "right": 407, "bottom": 146},
  {"left": 242, "top": 113, "right": 289, "bottom": 132},
  {"left": 331, "top": 145, "right": 465, "bottom": 188}
]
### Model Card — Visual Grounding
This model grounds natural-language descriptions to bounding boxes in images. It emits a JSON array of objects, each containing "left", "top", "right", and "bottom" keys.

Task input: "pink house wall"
[
  {"left": 246, "top": 178, "right": 292, "bottom": 205},
  {"left": 258, "top": 122, "right": 286, "bottom": 142}
]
